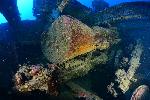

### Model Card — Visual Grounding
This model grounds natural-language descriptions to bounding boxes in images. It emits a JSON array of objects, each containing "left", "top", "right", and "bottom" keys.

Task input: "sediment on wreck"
[
  {"left": 41, "top": 15, "right": 118, "bottom": 64},
  {"left": 107, "top": 40, "right": 143, "bottom": 97},
  {"left": 41, "top": 15, "right": 119, "bottom": 81},
  {"left": 90, "top": 2, "right": 150, "bottom": 27},
  {"left": 13, "top": 14, "right": 120, "bottom": 96}
]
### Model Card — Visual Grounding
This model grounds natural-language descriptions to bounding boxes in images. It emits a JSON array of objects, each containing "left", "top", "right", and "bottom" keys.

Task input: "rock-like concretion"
[
  {"left": 41, "top": 15, "right": 111, "bottom": 64},
  {"left": 14, "top": 64, "right": 60, "bottom": 96},
  {"left": 131, "top": 85, "right": 150, "bottom": 100}
]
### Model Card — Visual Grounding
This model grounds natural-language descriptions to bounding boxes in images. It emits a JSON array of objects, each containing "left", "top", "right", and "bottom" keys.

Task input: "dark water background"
[{"left": 0, "top": 0, "right": 150, "bottom": 100}]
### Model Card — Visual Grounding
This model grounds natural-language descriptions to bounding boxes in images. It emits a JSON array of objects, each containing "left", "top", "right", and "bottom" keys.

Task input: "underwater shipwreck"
[{"left": 0, "top": 0, "right": 150, "bottom": 100}]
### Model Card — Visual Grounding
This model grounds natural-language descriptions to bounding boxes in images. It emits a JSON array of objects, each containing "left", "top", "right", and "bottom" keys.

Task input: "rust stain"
[{"left": 65, "top": 24, "right": 96, "bottom": 60}]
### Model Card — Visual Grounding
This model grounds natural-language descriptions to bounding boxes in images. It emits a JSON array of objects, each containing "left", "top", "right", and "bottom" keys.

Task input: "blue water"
[
  {"left": 0, "top": 0, "right": 35, "bottom": 24},
  {"left": 0, "top": 0, "right": 150, "bottom": 24},
  {"left": 0, "top": 0, "right": 150, "bottom": 100}
]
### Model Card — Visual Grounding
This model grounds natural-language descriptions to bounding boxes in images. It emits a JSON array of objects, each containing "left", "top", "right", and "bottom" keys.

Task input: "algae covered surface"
[{"left": 0, "top": 0, "right": 150, "bottom": 100}]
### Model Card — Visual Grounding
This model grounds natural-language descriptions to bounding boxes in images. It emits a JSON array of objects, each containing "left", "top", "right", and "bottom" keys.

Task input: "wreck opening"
[{"left": 0, "top": 0, "right": 35, "bottom": 24}]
